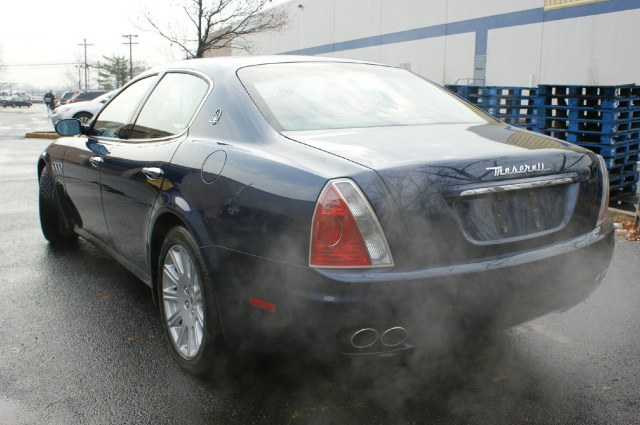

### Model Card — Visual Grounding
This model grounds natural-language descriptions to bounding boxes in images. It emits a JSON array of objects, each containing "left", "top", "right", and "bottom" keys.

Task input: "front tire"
[
  {"left": 158, "top": 226, "right": 225, "bottom": 376},
  {"left": 73, "top": 112, "right": 93, "bottom": 124},
  {"left": 39, "top": 167, "right": 77, "bottom": 245}
]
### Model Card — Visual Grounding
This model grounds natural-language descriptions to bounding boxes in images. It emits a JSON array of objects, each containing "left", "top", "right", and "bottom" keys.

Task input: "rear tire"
[
  {"left": 39, "top": 167, "right": 77, "bottom": 245},
  {"left": 158, "top": 226, "right": 225, "bottom": 376}
]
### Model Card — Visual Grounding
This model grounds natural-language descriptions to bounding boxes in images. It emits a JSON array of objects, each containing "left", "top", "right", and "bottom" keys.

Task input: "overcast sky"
[{"left": 0, "top": 0, "right": 196, "bottom": 93}]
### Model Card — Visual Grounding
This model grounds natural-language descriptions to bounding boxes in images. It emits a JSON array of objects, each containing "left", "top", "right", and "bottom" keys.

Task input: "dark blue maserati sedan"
[{"left": 39, "top": 56, "right": 614, "bottom": 376}]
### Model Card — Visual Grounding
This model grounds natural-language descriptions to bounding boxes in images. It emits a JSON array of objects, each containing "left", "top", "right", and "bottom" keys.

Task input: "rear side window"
[
  {"left": 93, "top": 77, "right": 156, "bottom": 138},
  {"left": 128, "top": 73, "right": 209, "bottom": 139}
]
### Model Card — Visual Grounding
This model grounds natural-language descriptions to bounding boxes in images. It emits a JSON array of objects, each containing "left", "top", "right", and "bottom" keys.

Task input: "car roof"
[{"left": 141, "top": 55, "right": 385, "bottom": 77}]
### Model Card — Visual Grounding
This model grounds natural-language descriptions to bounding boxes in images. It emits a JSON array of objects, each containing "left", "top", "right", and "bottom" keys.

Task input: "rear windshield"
[{"left": 237, "top": 62, "right": 489, "bottom": 131}]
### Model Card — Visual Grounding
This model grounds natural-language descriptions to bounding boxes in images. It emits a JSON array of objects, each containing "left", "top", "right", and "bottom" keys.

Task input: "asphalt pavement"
[{"left": 0, "top": 107, "right": 639, "bottom": 424}]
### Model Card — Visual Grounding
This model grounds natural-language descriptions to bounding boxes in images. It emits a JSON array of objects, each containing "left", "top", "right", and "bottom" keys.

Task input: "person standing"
[{"left": 43, "top": 91, "right": 55, "bottom": 117}]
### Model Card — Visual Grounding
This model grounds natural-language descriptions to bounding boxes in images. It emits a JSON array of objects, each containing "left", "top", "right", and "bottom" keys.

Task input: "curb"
[
  {"left": 609, "top": 207, "right": 637, "bottom": 219},
  {"left": 25, "top": 132, "right": 59, "bottom": 140}
]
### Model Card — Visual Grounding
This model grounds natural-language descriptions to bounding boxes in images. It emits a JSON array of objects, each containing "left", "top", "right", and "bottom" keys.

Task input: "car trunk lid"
[{"left": 283, "top": 123, "right": 600, "bottom": 267}]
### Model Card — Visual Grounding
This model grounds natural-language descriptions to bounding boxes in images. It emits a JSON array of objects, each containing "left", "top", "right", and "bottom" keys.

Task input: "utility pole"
[
  {"left": 122, "top": 34, "right": 139, "bottom": 81},
  {"left": 78, "top": 38, "right": 93, "bottom": 90}
]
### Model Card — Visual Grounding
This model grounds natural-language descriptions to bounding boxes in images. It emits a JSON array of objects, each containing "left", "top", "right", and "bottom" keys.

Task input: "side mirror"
[{"left": 55, "top": 119, "right": 82, "bottom": 136}]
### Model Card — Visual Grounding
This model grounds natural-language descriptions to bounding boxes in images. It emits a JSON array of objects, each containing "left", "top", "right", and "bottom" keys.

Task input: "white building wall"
[
  {"left": 539, "top": 9, "right": 640, "bottom": 85},
  {"left": 486, "top": 23, "right": 545, "bottom": 86},
  {"left": 539, "top": 15, "right": 599, "bottom": 85},
  {"left": 379, "top": 38, "right": 447, "bottom": 82},
  {"left": 240, "top": 0, "right": 640, "bottom": 86},
  {"left": 334, "top": 0, "right": 381, "bottom": 41},
  {"left": 443, "top": 33, "right": 476, "bottom": 84}
]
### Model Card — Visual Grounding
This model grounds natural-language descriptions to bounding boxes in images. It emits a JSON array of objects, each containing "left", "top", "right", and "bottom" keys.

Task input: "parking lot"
[{"left": 1, "top": 107, "right": 639, "bottom": 424}]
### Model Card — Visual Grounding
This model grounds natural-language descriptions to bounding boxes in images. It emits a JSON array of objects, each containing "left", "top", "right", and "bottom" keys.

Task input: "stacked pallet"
[
  {"left": 445, "top": 85, "right": 538, "bottom": 130},
  {"left": 445, "top": 83, "right": 640, "bottom": 204},
  {"left": 536, "top": 84, "right": 640, "bottom": 202}
]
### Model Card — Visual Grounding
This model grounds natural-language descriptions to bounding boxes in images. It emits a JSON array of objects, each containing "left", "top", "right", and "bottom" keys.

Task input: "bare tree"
[
  {"left": 139, "top": 0, "right": 288, "bottom": 59},
  {"left": 63, "top": 66, "right": 82, "bottom": 91}
]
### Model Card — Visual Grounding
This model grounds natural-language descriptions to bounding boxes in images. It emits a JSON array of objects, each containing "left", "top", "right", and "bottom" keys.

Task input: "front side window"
[
  {"left": 128, "top": 73, "right": 210, "bottom": 139},
  {"left": 92, "top": 76, "right": 156, "bottom": 139},
  {"left": 238, "top": 62, "right": 489, "bottom": 131}
]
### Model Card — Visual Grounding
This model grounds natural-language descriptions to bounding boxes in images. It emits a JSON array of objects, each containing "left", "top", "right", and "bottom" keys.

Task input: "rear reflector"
[
  {"left": 310, "top": 179, "right": 393, "bottom": 268},
  {"left": 249, "top": 297, "right": 276, "bottom": 313}
]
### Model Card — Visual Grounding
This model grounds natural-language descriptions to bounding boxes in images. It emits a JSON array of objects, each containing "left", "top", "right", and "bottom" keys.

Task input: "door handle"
[
  {"left": 89, "top": 157, "right": 103, "bottom": 167},
  {"left": 142, "top": 167, "right": 164, "bottom": 180}
]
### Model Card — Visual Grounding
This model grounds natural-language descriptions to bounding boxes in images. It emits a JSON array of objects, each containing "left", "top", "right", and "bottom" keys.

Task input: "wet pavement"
[
  {"left": 0, "top": 108, "right": 639, "bottom": 424},
  {"left": 0, "top": 105, "right": 53, "bottom": 138}
]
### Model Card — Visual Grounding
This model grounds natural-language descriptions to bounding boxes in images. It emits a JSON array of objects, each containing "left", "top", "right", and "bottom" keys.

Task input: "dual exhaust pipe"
[{"left": 350, "top": 326, "right": 408, "bottom": 349}]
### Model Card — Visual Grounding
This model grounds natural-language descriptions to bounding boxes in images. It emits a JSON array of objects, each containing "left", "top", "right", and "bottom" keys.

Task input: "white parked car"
[{"left": 51, "top": 90, "right": 117, "bottom": 125}]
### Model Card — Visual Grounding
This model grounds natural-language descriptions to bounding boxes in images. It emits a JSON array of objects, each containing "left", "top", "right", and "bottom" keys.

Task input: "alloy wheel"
[{"left": 161, "top": 244, "right": 205, "bottom": 359}]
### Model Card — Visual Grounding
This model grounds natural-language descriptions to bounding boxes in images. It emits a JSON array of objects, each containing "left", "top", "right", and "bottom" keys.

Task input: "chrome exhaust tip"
[
  {"left": 380, "top": 326, "right": 408, "bottom": 347},
  {"left": 351, "top": 328, "right": 379, "bottom": 349}
]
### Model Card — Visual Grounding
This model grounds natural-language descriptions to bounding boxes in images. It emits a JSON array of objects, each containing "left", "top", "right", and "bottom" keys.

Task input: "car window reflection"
[
  {"left": 129, "top": 73, "right": 209, "bottom": 139},
  {"left": 93, "top": 76, "right": 156, "bottom": 139}
]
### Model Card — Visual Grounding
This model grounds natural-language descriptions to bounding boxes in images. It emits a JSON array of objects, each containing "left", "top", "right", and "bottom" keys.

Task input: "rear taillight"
[
  {"left": 596, "top": 155, "right": 609, "bottom": 226},
  {"left": 310, "top": 179, "right": 393, "bottom": 268}
]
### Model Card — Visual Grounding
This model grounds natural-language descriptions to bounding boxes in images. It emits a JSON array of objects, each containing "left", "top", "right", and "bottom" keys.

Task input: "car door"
[
  {"left": 68, "top": 76, "right": 157, "bottom": 246},
  {"left": 61, "top": 136, "right": 111, "bottom": 243},
  {"left": 100, "top": 72, "right": 211, "bottom": 274}
]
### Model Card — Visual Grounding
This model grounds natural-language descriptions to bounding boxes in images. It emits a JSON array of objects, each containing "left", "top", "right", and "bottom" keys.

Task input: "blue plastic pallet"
[
  {"left": 607, "top": 162, "right": 639, "bottom": 177},
  {"left": 576, "top": 141, "right": 639, "bottom": 156},
  {"left": 445, "top": 85, "right": 539, "bottom": 101},
  {"left": 609, "top": 183, "right": 638, "bottom": 201},
  {"left": 538, "top": 97, "right": 638, "bottom": 110},
  {"left": 536, "top": 118, "right": 640, "bottom": 134},
  {"left": 604, "top": 144, "right": 640, "bottom": 162},
  {"left": 569, "top": 107, "right": 640, "bottom": 122},
  {"left": 493, "top": 113, "right": 537, "bottom": 121},
  {"left": 445, "top": 85, "right": 472, "bottom": 97},
  {"left": 538, "top": 84, "right": 639, "bottom": 98},
  {"left": 541, "top": 130, "right": 640, "bottom": 145},
  {"left": 488, "top": 110, "right": 537, "bottom": 119},
  {"left": 491, "top": 86, "right": 539, "bottom": 97},
  {"left": 496, "top": 119, "right": 538, "bottom": 130},
  {"left": 538, "top": 107, "right": 640, "bottom": 122},
  {"left": 609, "top": 172, "right": 640, "bottom": 189}
]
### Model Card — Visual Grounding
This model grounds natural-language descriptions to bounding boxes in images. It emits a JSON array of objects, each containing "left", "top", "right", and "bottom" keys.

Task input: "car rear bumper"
[{"left": 205, "top": 223, "right": 614, "bottom": 359}]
